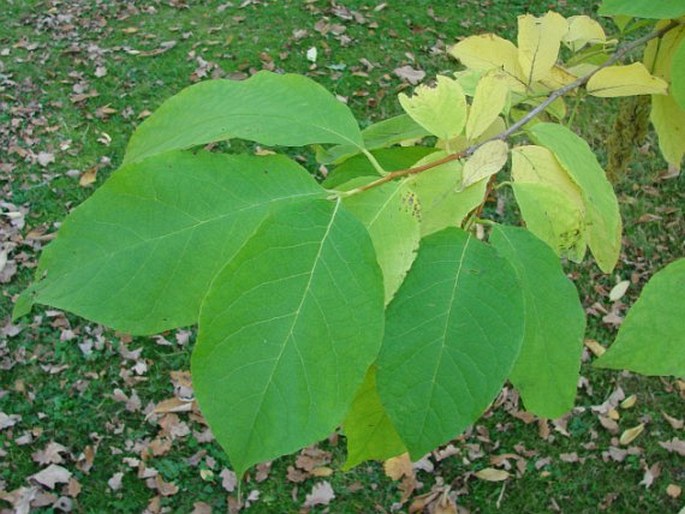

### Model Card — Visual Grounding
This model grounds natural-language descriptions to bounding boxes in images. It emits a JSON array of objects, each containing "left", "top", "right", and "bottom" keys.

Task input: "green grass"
[{"left": 1, "top": 1, "right": 683, "bottom": 512}]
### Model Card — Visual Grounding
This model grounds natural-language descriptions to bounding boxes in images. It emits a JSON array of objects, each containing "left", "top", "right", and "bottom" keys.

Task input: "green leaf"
[
  {"left": 528, "top": 123, "right": 622, "bottom": 273},
  {"left": 192, "top": 199, "right": 385, "bottom": 477},
  {"left": 343, "top": 368, "right": 406, "bottom": 470},
  {"left": 407, "top": 151, "right": 488, "bottom": 237},
  {"left": 490, "top": 226, "right": 586, "bottom": 419},
  {"left": 598, "top": 0, "right": 685, "bottom": 19},
  {"left": 343, "top": 180, "right": 421, "bottom": 304},
  {"left": 322, "top": 146, "right": 433, "bottom": 190},
  {"left": 398, "top": 75, "right": 467, "bottom": 141},
  {"left": 377, "top": 228, "right": 524, "bottom": 458},
  {"left": 15, "top": 151, "right": 324, "bottom": 334},
  {"left": 124, "top": 71, "right": 364, "bottom": 165},
  {"left": 318, "top": 114, "right": 432, "bottom": 165},
  {"left": 672, "top": 38, "right": 685, "bottom": 110},
  {"left": 594, "top": 258, "right": 685, "bottom": 376}
]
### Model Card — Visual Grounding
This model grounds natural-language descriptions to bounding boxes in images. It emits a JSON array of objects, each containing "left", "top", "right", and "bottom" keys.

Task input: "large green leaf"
[
  {"left": 124, "top": 71, "right": 364, "bottom": 165},
  {"left": 595, "top": 258, "right": 685, "bottom": 376},
  {"left": 343, "top": 179, "right": 421, "bottom": 304},
  {"left": 318, "top": 114, "right": 432, "bottom": 165},
  {"left": 407, "top": 151, "right": 488, "bottom": 237},
  {"left": 191, "top": 199, "right": 385, "bottom": 477},
  {"left": 529, "top": 123, "right": 622, "bottom": 273},
  {"left": 342, "top": 368, "right": 406, "bottom": 470},
  {"left": 490, "top": 226, "right": 586, "bottom": 419},
  {"left": 598, "top": 0, "right": 685, "bottom": 19},
  {"left": 14, "top": 151, "right": 324, "bottom": 334},
  {"left": 322, "top": 146, "right": 433, "bottom": 190},
  {"left": 377, "top": 228, "right": 524, "bottom": 458}
]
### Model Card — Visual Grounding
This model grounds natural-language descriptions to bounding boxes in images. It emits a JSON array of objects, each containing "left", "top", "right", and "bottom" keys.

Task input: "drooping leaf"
[
  {"left": 377, "top": 228, "right": 524, "bottom": 458},
  {"left": 124, "top": 71, "right": 364, "bottom": 165},
  {"left": 465, "top": 71, "right": 510, "bottom": 141},
  {"left": 461, "top": 140, "right": 508, "bottom": 190},
  {"left": 407, "top": 152, "right": 488, "bottom": 236},
  {"left": 449, "top": 34, "right": 526, "bottom": 92},
  {"left": 511, "top": 145, "right": 587, "bottom": 261},
  {"left": 517, "top": 12, "right": 568, "bottom": 84},
  {"left": 672, "top": 39, "right": 685, "bottom": 110},
  {"left": 13, "top": 152, "right": 324, "bottom": 334},
  {"left": 342, "top": 368, "right": 406, "bottom": 470},
  {"left": 342, "top": 179, "right": 421, "bottom": 304},
  {"left": 563, "top": 16, "right": 607, "bottom": 52},
  {"left": 644, "top": 23, "right": 685, "bottom": 169},
  {"left": 490, "top": 226, "right": 586, "bottom": 419},
  {"left": 398, "top": 75, "right": 467, "bottom": 141},
  {"left": 595, "top": 258, "right": 685, "bottom": 376},
  {"left": 322, "top": 146, "right": 433, "bottom": 189},
  {"left": 318, "top": 114, "right": 432, "bottom": 165},
  {"left": 528, "top": 123, "right": 622, "bottom": 273},
  {"left": 587, "top": 63, "right": 668, "bottom": 97},
  {"left": 598, "top": 0, "right": 685, "bottom": 19},
  {"left": 192, "top": 199, "right": 385, "bottom": 477}
]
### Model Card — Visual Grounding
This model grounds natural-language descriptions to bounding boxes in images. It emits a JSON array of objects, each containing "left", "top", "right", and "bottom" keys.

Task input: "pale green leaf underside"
[
  {"left": 343, "top": 368, "right": 406, "bottom": 470},
  {"left": 490, "top": 226, "right": 586, "bottom": 419},
  {"left": 529, "top": 123, "right": 622, "bottom": 272},
  {"left": 16, "top": 151, "right": 323, "bottom": 335},
  {"left": 192, "top": 199, "right": 385, "bottom": 477},
  {"left": 598, "top": 0, "right": 685, "bottom": 19},
  {"left": 377, "top": 228, "right": 524, "bottom": 458},
  {"left": 343, "top": 179, "right": 421, "bottom": 304},
  {"left": 595, "top": 258, "right": 685, "bottom": 376},
  {"left": 124, "top": 71, "right": 364, "bottom": 165}
]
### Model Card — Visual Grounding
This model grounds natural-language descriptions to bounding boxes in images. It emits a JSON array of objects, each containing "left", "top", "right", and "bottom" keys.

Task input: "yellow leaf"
[
  {"left": 398, "top": 75, "right": 467, "bottom": 140},
  {"left": 539, "top": 65, "right": 578, "bottom": 91},
  {"left": 620, "top": 394, "right": 637, "bottom": 409},
  {"left": 462, "top": 140, "right": 508, "bottom": 190},
  {"left": 517, "top": 11, "right": 568, "bottom": 84},
  {"left": 449, "top": 34, "right": 526, "bottom": 92},
  {"left": 644, "top": 23, "right": 685, "bottom": 169},
  {"left": 666, "top": 484, "right": 682, "bottom": 499},
  {"left": 79, "top": 166, "right": 98, "bottom": 187},
  {"left": 587, "top": 63, "right": 668, "bottom": 97},
  {"left": 619, "top": 423, "right": 645, "bottom": 445},
  {"left": 608, "top": 280, "right": 630, "bottom": 302},
  {"left": 474, "top": 468, "right": 509, "bottom": 482},
  {"left": 383, "top": 453, "right": 413, "bottom": 481},
  {"left": 563, "top": 15, "right": 606, "bottom": 52},
  {"left": 466, "top": 71, "right": 510, "bottom": 140}
]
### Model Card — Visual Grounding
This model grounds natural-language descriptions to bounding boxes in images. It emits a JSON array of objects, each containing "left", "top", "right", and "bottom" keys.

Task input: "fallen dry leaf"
[
  {"left": 394, "top": 65, "right": 426, "bottom": 85},
  {"left": 79, "top": 166, "right": 98, "bottom": 187},
  {"left": 608, "top": 280, "right": 630, "bottom": 302},
  {"left": 639, "top": 462, "right": 661, "bottom": 488},
  {"left": 384, "top": 453, "right": 413, "bottom": 481},
  {"left": 619, "top": 423, "right": 645, "bottom": 445},
  {"left": 662, "top": 411, "right": 684, "bottom": 430},
  {"left": 31, "top": 442, "right": 68, "bottom": 465},
  {"left": 658, "top": 438, "right": 685, "bottom": 456},
  {"left": 474, "top": 468, "right": 509, "bottom": 482},
  {"left": 666, "top": 484, "right": 682, "bottom": 499},
  {"left": 620, "top": 395, "right": 637, "bottom": 409},
  {"left": 108, "top": 472, "right": 124, "bottom": 491},
  {"left": 30, "top": 464, "right": 72, "bottom": 489},
  {"left": 584, "top": 339, "right": 606, "bottom": 357},
  {"left": 303, "top": 481, "right": 335, "bottom": 508},
  {"left": 220, "top": 468, "right": 237, "bottom": 492}
]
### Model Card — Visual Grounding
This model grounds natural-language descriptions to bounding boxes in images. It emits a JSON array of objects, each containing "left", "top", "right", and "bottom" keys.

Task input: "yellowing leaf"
[
  {"left": 619, "top": 423, "right": 645, "bottom": 445},
  {"left": 475, "top": 468, "right": 510, "bottom": 481},
  {"left": 398, "top": 75, "right": 467, "bottom": 141},
  {"left": 539, "top": 65, "right": 578, "bottom": 91},
  {"left": 511, "top": 145, "right": 587, "bottom": 261},
  {"left": 383, "top": 453, "right": 413, "bottom": 481},
  {"left": 466, "top": 71, "right": 510, "bottom": 140},
  {"left": 462, "top": 140, "right": 508, "bottom": 189},
  {"left": 563, "top": 16, "right": 606, "bottom": 52},
  {"left": 644, "top": 23, "right": 685, "bottom": 169},
  {"left": 517, "top": 12, "right": 568, "bottom": 84},
  {"left": 587, "top": 63, "right": 668, "bottom": 97},
  {"left": 449, "top": 34, "right": 526, "bottom": 92},
  {"left": 585, "top": 339, "right": 606, "bottom": 357}
]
